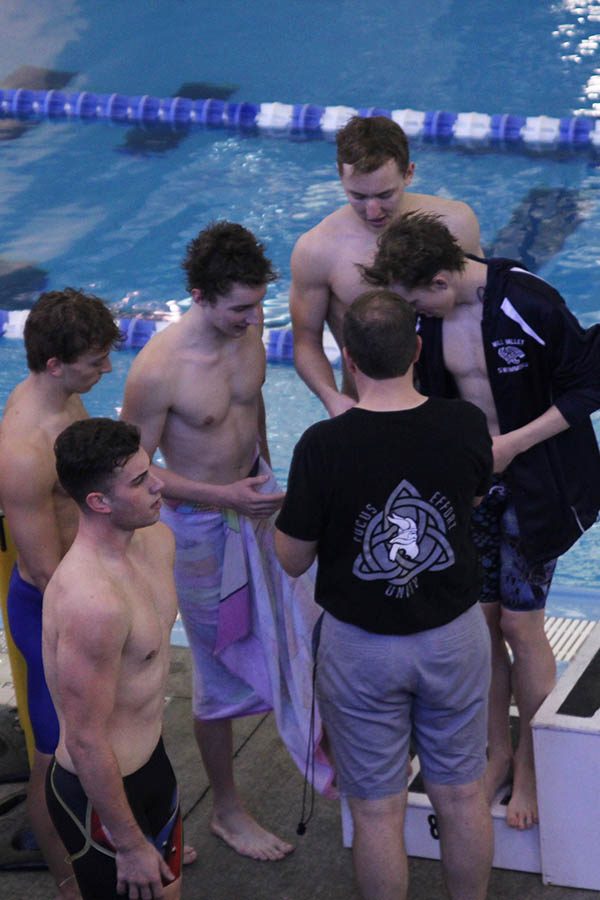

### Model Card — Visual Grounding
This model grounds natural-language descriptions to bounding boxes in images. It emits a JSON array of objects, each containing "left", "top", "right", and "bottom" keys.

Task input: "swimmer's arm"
[
  {"left": 122, "top": 365, "right": 208, "bottom": 503},
  {"left": 274, "top": 529, "right": 317, "bottom": 577},
  {"left": 122, "top": 357, "right": 170, "bottom": 464},
  {"left": 492, "top": 405, "right": 569, "bottom": 473},
  {"left": 56, "top": 589, "right": 173, "bottom": 892},
  {"left": 253, "top": 315, "right": 272, "bottom": 466},
  {"left": 0, "top": 446, "right": 63, "bottom": 590},
  {"left": 257, "top": 391, "right": 272, "bottom": 467},
  {"left": 494, "top": 295, "right": 600, "bottom": 472},
  {"left": 152, "top": 464, "right": 286, "bottom": 516},
  {"left": 123, "top": 369, "right": 284, "bottom": 515},
  {"left": 290, "top": 237, "right": 356, "bottom": 418}
]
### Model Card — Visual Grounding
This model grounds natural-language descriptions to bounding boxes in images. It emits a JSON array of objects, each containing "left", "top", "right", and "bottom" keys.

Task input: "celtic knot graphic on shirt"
[{"left": 353, "top": 479, "right": 455, "bottom": 588}]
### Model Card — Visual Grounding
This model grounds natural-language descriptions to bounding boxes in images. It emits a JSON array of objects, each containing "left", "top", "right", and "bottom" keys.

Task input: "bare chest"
[
  {"left": 326, "top": 239, "right": 376, "bottom": 344},
  {"left": 442, "top": 314, "right": 487, "bottom": 381},
  {"left": 169, "top": 346, "right": 264, "bottom": 431},
  {"left": 441, "top": 314, "right": 499, "bottom": 431},
  {"left": 120, "top": 561, "right": 177, "bottom": 665}
]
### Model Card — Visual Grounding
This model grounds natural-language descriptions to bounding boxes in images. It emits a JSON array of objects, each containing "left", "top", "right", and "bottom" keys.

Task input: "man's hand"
[
  {"left": 222, "top": 475, "right": 286, "bottom": 518},
  {"left": 116, "top": 840, "right": 174, "bottom": 898},
  {"left": 492, "top": 433, "right": 520, "bottom": 474},
  {"left": 325, "top": 392, "right": 357, "bottom": 418}
]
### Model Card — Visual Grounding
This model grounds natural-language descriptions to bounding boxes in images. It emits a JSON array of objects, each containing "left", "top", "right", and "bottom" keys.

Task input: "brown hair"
[
  {"left": 55, "top": 418, "right": 141, "bottom": 508},
  {"left": 361, "top": 212, "right": 466, "bottom": 288},
  {"left": 336, "top": 116, "right": 410, "bottom": 176},
  {"left": 25, "top": 289, "right": 120, "bottom": 372},
  {"left": 182, "top": 220, "right": 277, "bottom": 302}
]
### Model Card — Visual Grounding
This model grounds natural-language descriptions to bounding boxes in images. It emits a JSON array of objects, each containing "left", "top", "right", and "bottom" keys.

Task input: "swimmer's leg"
[
  {"left": 163, "top": 879, "right": 181, "bottom": 899},
  {"left": 195, "top": 717, "right": 293, "bottom": 861},
  {"left": 481, "top": 602, "right": 514, "bottom": 804},
  {"left": 487, "top": 504, "right": 556, "bottom": 830},
  {"left": 500, "top": 607, "right": 555, "bottom": 830},
  {"left": 29, "top": 750, "right": 80, "bottom": 899},
  {"left": 470, "top": 484, "right": 514, "bottom": 805}
]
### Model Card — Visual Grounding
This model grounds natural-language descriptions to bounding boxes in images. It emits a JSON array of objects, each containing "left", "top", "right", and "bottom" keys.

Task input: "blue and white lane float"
[
  {"left": 0, "top": 308, "right": 341, "bottom": 366},
  {"left": 1, "top": 87, "right": 599, "bottom": 149}
]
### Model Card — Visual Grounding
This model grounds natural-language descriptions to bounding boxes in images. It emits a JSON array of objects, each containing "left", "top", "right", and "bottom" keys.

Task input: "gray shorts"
[{"left": 316, "top": 605, "right": 491, "bottom": 799}]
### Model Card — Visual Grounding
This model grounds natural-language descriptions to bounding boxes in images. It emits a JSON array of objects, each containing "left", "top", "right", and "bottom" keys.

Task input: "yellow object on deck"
[{"left": 0, "top": 512, "right": 34, "bottom": 767}]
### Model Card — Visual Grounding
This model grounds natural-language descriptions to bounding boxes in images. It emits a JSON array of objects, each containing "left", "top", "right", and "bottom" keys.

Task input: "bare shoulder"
[
  {"left": 137, "top": 521, "right": 175, "bottom": 565},
  {"left": 436, "top": 198, "right": 480, "bottom": 251},
  {"left": 406, "top": 193, "right": 481, "bottom": 254},
  {"left": 0, "top": 418, "right": 55, "bottom": 498},
  {"left": 292, "top": 206, "right": 354, "bottom": 279},
  {"left": 240, "top": 322, "right": 266, "bottom": 358},
  {"left": 0, "top": 382, "right": 38, "bottom": 438},
  {"left": 0, "top": 407, "right": 46, "bottom": 456},
  {"left": 46, "top": 553, "right": 130, "bottom": 641},
  {"left": 126, "top": 324, "right": 179, "bottom": 385},
  {"left": 122, "top": 325, "right": 181, "bottom": 420}
]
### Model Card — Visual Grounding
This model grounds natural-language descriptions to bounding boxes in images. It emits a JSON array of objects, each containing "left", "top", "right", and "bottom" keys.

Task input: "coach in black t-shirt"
[{"left": 275, "top": 289, "right": 494, "bottom": 900}]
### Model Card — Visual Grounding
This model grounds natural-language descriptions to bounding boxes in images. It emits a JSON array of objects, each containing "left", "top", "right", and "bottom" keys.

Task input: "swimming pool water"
[
  {"left": 3, "top": 1, "right": 600, "bottom": 321},
  {"left": 1, "top": 0, "right": 599, "bottom": 613}
]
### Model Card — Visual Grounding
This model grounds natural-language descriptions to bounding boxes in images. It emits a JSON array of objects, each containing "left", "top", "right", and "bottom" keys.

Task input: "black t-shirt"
[{"left": 276, "top": 397, "right": 492, "bottom": 635}]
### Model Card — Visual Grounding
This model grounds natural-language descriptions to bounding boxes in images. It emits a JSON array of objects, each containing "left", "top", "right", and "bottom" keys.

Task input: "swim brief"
[
  {"left": 46, "top": 738, "right": 182, "bottom": 899},
  {"left": 470, "top": 480, "right": 556, "bottom": 611},
  {"left": 6, "top": 565, "right": 59, "bottom": 754}
]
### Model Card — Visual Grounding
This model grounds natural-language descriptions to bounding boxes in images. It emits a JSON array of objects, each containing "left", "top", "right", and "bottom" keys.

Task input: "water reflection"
[{"left": 555, "top": 1, "right": 600, "bottom": 114}]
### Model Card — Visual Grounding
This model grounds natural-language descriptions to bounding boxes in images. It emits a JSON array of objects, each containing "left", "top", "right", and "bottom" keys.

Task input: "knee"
[
  {"left": 498, "top": 611, "right": 522, "bottom": 646},
  {"left": 499, "top": 610, "right": 545, "bottom": 653},
  {"left": 426, "top": 779, "right": 487, "bottom": 819},
  {"left": 349, "top": 793, "right": 406, "bottom": 829}
]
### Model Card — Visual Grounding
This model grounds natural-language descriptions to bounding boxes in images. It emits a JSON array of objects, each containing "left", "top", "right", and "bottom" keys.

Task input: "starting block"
[
  {"left": 340, "top": 750, "right": 541, "bottom": 874},
  {"left": 340, "top": 615, "right": 599, "bottom": 883},
  {"left": 532, "top": 620, "right": 600, "bottom": 890}
]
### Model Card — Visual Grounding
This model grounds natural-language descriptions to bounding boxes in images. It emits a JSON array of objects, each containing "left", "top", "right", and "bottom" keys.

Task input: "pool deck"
[{"left": 1, "top": 643, "right": 597, "bottom": 900}]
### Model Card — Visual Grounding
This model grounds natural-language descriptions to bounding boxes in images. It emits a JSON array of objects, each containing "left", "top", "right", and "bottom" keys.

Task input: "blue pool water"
[{"left": 1, "top": 0, "right": 599, "bottom": 617}]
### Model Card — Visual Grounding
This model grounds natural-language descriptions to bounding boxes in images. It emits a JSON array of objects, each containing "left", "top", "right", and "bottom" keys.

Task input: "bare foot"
[
  {"left": 210, "top": 807, "right": 294, "bottom": 861},
  {"left": 483, "top": 754, "right": 513, "bottom": 806},
  {"left": 506, "top": 760, "right": 538, "bottom": 830},
  {"left": 183, "top": 844, "right": 197, "bottom": 865}
]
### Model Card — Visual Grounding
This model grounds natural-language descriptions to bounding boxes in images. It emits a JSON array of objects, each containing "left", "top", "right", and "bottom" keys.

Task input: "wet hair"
[
  {"left": 182, "top": 220, "right": 277, "bottom": 302},
  {"left": 343, "top": 289, "right": 417, "bottom": 379},
  {"left": 361, "top": 212, "right": 466, "bottom": 288},
  {"left": 54, "top": 418, "right": 141, "bottom": 507},
  {"left": 24, "top": 288, "right": 121, "bottom": 373},
  {"left": 336, "top": 115, "right": 410, "bottom": 176}
]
